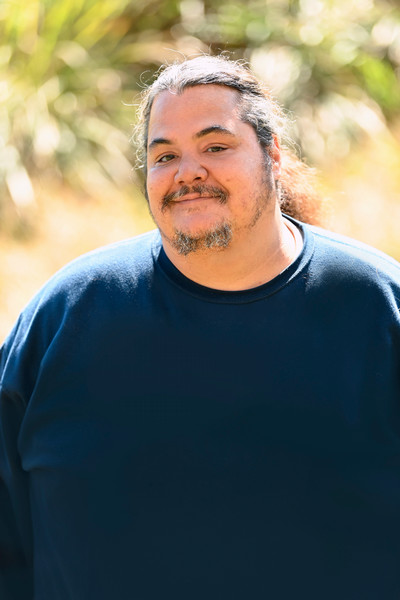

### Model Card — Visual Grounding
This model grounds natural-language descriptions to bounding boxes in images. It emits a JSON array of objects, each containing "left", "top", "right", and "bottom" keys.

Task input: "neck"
[{"left": 161, "top": 207, "right": 301, "bottom": 291}]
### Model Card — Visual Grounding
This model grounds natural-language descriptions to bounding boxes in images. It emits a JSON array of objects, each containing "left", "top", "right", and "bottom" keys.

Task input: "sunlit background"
[{"left": 1, "top": 0, "right": 400, "bottom": 341}]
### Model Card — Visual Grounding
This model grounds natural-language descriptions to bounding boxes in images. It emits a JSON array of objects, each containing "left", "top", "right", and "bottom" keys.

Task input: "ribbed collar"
[{"left": 152, "top": 216, "right": 315, "bottom": 304}]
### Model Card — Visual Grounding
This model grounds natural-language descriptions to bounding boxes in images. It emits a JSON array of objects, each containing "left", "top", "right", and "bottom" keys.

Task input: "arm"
[{"left": 0, "top": 342, "right": 34, "bottom": 599}]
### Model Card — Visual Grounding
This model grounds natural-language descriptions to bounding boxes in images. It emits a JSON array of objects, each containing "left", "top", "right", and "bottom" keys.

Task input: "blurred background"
[{"left": 1, "top": 0, "right": 400, "bottom": 341}]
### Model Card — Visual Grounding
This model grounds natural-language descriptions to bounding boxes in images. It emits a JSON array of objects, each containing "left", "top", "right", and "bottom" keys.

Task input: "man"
[{"left": 1, "top": 55, "right": 400, "bottom": 599}]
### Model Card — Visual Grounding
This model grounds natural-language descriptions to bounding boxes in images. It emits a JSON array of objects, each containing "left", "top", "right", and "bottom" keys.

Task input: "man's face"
[{"left": 146, "top": 84, "right": 280, "bottom": 256}]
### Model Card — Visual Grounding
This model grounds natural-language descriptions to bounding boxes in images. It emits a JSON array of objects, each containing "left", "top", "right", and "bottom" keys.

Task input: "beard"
[
  {"left": 172, "top": 222, "right": 233, "bottom": 256},
  {"left": 160, "top": 183, "right": 232, "bottom": 256}
]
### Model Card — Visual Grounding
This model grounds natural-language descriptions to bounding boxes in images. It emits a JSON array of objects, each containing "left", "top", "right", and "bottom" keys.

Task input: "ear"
[{"left": 268, "top": 134, "right": 281, "bottom": 179}]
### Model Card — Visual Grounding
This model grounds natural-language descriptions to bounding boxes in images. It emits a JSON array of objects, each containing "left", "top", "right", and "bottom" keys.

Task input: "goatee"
[{"left": 172, "top": 223, "right": 233, "bottom": 256}]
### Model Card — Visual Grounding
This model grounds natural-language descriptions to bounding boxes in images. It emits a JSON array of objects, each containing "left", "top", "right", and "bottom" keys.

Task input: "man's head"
[
  {"left": 135, "top": 55, "right": 285, "bottom": 182},
  {"left": 133, "top": 55, "right": 325, "bottom": 249},
  {"left": 144, "top": 81, "right": 281, "bottom": 256}
]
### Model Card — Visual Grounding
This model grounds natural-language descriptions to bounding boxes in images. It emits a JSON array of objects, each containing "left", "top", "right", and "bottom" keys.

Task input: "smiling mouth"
[
  {"left": 175, "top": 194, "right": 213, "bottom": 203},
  {"left": 162, "top": 184, "right": 228, "bottom": 211}
]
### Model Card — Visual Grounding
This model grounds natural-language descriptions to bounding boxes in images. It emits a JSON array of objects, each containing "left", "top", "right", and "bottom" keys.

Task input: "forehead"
[{"left": 147, "top": 85, "right": 243, "bottom": 142}]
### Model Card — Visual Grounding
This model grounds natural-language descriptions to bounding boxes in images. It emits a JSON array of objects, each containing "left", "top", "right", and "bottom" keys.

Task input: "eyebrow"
[
  {"left": 148, "top": 125, "right": 236, "bottom": 151},
  {"left": 148, "top": 136, "right": 173, "bottom": 152},
  {"left": 195, "top": 125, "right": 236, "bottom": 139}
]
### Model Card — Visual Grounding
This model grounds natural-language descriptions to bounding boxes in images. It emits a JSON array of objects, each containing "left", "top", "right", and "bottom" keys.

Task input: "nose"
[{"left": 174, "top": 155, "right": 207, "bottom": 185}]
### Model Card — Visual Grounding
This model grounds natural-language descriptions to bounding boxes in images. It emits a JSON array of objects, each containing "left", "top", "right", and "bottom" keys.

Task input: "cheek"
[
  {"left": 145, "top": 182, "right": 159, "bottom": 216},
  {"left": 146, "top": 168, "right": 171, "bottom": 197},
  {"left": 146, "top": 175, "right": 163, "bottom": 209},
  {"left": 146, "top": 189, "right": 161, "bottom": 218}
]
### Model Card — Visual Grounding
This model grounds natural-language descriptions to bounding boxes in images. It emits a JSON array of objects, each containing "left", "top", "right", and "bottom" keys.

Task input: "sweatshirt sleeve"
[{"left": 0, "top": 329, "right": 34, "bottom": 599}]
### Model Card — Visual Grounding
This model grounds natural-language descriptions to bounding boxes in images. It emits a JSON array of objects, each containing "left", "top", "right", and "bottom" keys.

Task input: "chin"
[
  {"left": 171, "top": 223, "right": 233, "bottom": 256},
  {"left": 172, "top": 215, "right": 224, "bottom": 234}
]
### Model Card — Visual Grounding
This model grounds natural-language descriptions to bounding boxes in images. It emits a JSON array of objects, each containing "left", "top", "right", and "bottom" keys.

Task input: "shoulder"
[
  {"left": 29, "top": 229, "right": 161, "bottom": 305},
  {"left": 304, "top": 222, "right": 400, "bottom": 281},
  {"left": 1, "top": 230, "right": 162, "bottom": 360},
  {"left": 47, "top": 228, "right": 161, "bottom": 289},
  {"left": 299, "top": 222, "right": 400, "bottom": 311},
  {"left": 309, "top": 224, "right": 399, "bottom": 268}
]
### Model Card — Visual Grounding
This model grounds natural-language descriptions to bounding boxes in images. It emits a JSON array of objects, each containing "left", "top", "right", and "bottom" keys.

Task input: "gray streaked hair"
[{"left": 133, "top": 55, "right": 286, "bottom": 177}]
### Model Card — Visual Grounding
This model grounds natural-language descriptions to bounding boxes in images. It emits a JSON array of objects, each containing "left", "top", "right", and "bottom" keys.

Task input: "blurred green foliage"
[{"left": 1, "top": 0, "right": 400, "bottom": 235}]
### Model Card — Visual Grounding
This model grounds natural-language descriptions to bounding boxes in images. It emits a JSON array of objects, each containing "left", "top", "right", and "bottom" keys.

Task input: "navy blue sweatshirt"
[{"left": 1, "top": 218, "right": 400, "bottom": 599}]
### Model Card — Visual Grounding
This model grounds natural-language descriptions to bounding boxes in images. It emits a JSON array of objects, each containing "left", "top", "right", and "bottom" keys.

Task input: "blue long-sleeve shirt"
[{"left": 1, "top": 218, "right": 400, "bottom": 599}]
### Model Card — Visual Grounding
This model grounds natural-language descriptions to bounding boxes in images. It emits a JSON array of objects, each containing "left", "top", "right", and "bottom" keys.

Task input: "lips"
[{"left": 175, "top": 193, "right": 213, "bottom": 202}]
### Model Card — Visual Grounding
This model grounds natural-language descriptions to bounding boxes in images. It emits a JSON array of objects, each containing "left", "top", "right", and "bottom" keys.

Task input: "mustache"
[{"left": 162, "top": 184, "right": 228, "bottom": 211}]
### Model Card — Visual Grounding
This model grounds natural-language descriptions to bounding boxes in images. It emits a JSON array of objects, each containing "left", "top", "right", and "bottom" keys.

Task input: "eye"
[
  {"left": 206, "top": 145, "right": 227, "bottom": 153},
  {"left": 156, "top": 153, "right": 176, "bottom": 164}
]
